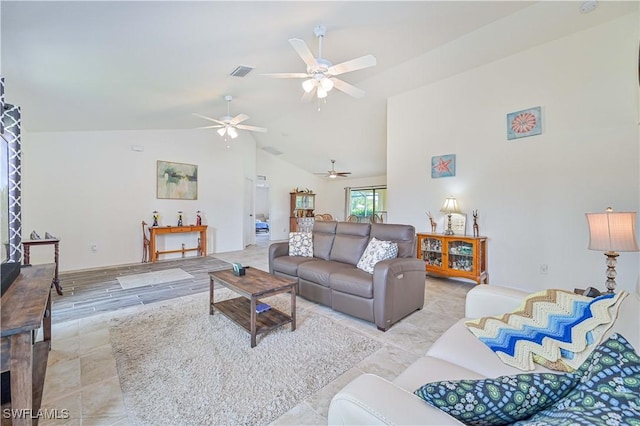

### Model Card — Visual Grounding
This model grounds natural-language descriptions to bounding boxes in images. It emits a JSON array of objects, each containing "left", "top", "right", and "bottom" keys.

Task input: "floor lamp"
[{"left": 586, "top": 208, "right": 639, "bottom": 293}]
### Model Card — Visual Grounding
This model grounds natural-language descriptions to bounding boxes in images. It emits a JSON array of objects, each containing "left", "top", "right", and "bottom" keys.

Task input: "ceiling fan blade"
[
  {"left": 261, "top": 72, "right": 309, "bottom": 79},
  {"left": 192, "top": 113, "right": 225, "bottom": 125},
  {"left": 236, "top": 124, "right": 268, "bottom": 133},
  {"left": 289, "top": 38, "right": 318, "bottom": 69},
  {"left": 336, "top": 172, "right": 352, "bottom": 176},
  {"left": 328, "top": 55, "right": 376, "bottom": 76},
  {"left": 230, "top": 113, "right": 249, "bottom": 125},
  {"left": 197, "top": 125, "right": 224, "bottom": 129},
  {"left": 332, "top": 78, "right": 366, "bottom": 98}
]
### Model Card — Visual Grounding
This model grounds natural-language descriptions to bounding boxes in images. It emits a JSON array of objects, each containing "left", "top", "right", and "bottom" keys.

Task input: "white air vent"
[
  {"left": 262, "top": 146, "right": 283, "bottom": 156},
  {"left": 230, "top": 66, "right": 254, "bottom": 77}
]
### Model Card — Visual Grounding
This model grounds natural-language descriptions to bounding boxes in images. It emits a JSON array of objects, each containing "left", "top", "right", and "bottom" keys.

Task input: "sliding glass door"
[{"left": 345, "top": 187, "right": 387, "bottom": 223}]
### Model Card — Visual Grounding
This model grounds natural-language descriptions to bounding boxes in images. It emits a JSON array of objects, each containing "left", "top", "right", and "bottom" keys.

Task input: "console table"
[
  {"left": 1, "top": 264, "right": 55, "bottom": 426},
  {"left": 22, "top": 238, "right": 63, "bottom": 296},
  {"left": 149, "top": 225, "right": 207, "bottom": 263}
]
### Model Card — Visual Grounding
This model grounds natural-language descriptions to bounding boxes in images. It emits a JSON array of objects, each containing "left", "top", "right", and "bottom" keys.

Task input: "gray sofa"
[{"left": 268, "top": 221, "right": 426, "bottom": 331}]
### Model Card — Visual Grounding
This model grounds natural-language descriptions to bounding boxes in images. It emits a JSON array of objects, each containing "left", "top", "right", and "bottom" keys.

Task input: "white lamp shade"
[
  {"left": 320, "top": 77, "right": 334, "bottom": 92},
  {"left": 216, "top": 127, "right": 226, "bottom": 137},
  {"left": 227, "top": 127, "right": 238, "bottom": 139},
  {"left": 302, "top": 79, "right": 315, "bottom": 93},
  {"left": 586, "top": 211, "right": 639, "bottom": 252},
  {"left": 440, "top": 197, "right": 460, "bottom": 214},
  {"left": 317, "top": 87, "right": 328, "bottom": 99}
]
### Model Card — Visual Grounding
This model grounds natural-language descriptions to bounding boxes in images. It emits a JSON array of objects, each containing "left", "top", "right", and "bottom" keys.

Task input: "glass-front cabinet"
[
  {"left": 290, "top": 192, "right": 316, "bottom": 232},
  {"left": 417, "top": 233, "right": 488, "bottom": 284}
]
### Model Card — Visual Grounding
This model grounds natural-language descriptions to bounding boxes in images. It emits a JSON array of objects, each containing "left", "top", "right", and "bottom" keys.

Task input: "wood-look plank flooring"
[{"left": 52, "top": 256, "right": 231, "bottom": 323}]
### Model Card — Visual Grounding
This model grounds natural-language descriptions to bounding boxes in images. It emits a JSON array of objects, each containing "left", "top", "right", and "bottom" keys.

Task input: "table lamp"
[
  {"left": 585, "top": 208, "right": 639, "bottom": 293},
  {"left": 440, "top": 197, "right": 460, "bottom": 235}
]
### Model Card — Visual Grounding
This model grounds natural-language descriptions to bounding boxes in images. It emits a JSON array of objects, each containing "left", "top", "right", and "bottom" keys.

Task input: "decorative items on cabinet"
[
  {"left": 290, "top": 192, "right": 315, "bottom": 232},
  {"left": 177, "top": 210, "right": 183, "bottom": 226},
  {"left": 472, "top": 210, "right": 479, "bottom": 237},
  {"left": 152, "top": 211, "right": 159, "bottom": 227},
  {"left": 417, "top": 233, "right": 488, "bottom": 285}
]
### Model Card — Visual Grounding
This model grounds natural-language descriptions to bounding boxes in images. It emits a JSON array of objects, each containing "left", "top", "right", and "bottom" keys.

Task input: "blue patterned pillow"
[
  {"left": 288, "top": 232, "right": 313, "bottom": 257},
  {"left": 414, "top": 373, "right": 577, "bottom": 426},
  {"left": 356, "top": 238, "right": 398, "bottom": 274},
  {"left": 513, "top": 333, "right": 640, "bottom": 425}
]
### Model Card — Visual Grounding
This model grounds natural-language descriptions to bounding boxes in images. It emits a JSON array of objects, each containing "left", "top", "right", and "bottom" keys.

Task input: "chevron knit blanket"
[{"left": 465, "top": 289, "right": 628, "bottom": 371}]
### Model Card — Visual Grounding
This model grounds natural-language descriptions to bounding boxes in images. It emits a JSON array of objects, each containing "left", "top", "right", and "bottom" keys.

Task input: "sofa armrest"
[
  {"left": 328, "top": 373, "right": 463, "bottom": 425},
  {"left": 268, "top": 242, "right": 289, "bottom": 274},
  {"left": 465, "top": 285, "right": 529, "bottom": 318},
  {"left": 373, "top": 258, "right": 426, "bottom": 330}
]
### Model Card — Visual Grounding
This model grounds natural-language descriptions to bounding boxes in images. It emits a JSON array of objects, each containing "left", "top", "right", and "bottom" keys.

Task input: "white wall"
[
  {"left": 256, "top": 149, "right": 327, "bottom": 241},
  {"left": 22, "top": 128, "right": 253, "bottom": 271},
  {"left": 388, "top": 13, "right": 640, "bottom": 294}
]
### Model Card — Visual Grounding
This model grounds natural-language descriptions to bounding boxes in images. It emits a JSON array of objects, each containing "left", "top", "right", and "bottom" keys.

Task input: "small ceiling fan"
[
  {"left": 316, "top": 160, "right": 352, "bottom": 179},
  {"left": 193, "top": 95, "right": 267, "bottom": 140},
  {"left": 263, "top": 25, "right": 376, "bottom": 101}
]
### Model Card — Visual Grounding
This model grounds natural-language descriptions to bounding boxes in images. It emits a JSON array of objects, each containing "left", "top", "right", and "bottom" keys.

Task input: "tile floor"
[{"left": 36, "top": 234, "right": 474, "bottom": 425}]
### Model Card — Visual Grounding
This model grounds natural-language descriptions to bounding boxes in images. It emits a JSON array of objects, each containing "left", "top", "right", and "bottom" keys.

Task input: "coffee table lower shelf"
[{"left": 213, "top": 297, "right": 293, "bottom": 340}]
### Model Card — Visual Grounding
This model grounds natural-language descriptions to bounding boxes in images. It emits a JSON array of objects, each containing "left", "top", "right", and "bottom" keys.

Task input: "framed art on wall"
[
  {"left": 157, "top": 161, "right": 198, "bottom": 200},
  {"left": 507, "top": 106, "right": 542, "bottom": 140},
  {"left": 431, "top": 154, "right": 456, "bottom": 178}
]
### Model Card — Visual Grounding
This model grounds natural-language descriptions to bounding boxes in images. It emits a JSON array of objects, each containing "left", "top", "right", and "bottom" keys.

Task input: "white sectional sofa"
[{"left": 328, "top": 284, "right": 640, "bottom": 425}]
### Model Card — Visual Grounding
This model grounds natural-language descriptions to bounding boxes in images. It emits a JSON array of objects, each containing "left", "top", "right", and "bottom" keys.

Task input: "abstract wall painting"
[
  {"left": 431, "top": 154, "right": 456, "bottom": 178},
  {"left": 157, "top": 161, "right": 198, "bottom": 200},
  {"left": 507, "top": 106, "right": 542, "bottom": 140}
]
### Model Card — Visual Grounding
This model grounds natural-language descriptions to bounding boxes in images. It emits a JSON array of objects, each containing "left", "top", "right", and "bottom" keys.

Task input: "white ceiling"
[{"left": 1, "top": 1, "right": 635, "bottom": 178}]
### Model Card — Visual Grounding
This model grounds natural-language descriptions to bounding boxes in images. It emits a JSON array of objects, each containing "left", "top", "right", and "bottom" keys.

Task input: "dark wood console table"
[
  {"left": 1, "top": 264, "right": 55, "bottom": 426},
  {"left": 22, "top": 239, "right": 62, "bottom": 296},
  {"left": 149, "top": 225, "right": 207, "bottom": 263}
]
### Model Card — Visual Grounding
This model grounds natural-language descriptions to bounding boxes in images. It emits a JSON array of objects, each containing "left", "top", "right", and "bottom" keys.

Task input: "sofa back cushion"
[
  {"left": 370, "top": 223, "right": 416, "bottom": 258},
  {"left": 330, "top": 223, "right": 371, "bottom": 265},
  {"left": 312, "top": 221, "right": 337, "bottom": 260}
]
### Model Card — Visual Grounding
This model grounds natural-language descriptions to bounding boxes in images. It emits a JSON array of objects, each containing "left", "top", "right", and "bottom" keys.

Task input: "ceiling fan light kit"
[
  {"left": 193, "top": 95, "right": 267, "bottom": 143},
  {"left": 263, "top": 24, "right": 376, "bottom": 101}
]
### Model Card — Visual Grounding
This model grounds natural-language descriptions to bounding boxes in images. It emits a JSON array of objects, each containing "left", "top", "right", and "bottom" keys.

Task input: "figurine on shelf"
[
  {"left": 196, "top": 210, "right": 202, "bottom": 226},
  {"left": 177, "top": 211, "right": 183, "bottom": 226},
  {"left": 152, "top": 211, "right": 159, "bottom": 227},
  {"left": 30, "top": 230, "right": 42, "bottom": 240},
  {"left": 473, "top": 210, "right": 479, "bottom": 237},
  {"left": 44, "top": 232, "right": 57, "bottom": 240},
  {"left": 426, "top": 212, "right": 437, "bottom": 233}
]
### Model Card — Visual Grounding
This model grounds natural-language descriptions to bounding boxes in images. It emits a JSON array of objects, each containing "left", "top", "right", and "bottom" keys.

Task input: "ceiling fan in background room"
[
  {"left": 193, "top": 95, "right": 267, "bottom": 144},
  {"left": 316, "top": 160, "right": 352, "bottom": 178},
  {"left": 262, "top": 25, "right": 376, "bottom": 101}
]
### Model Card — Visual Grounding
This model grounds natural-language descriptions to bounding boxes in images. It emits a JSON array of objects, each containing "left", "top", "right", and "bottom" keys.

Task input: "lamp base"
[
  {"left": 443, "top": 230, "right": 454, "bottom": 235},
  {"left": 603, "top": 251, "right": 619, "bottom": 293}
]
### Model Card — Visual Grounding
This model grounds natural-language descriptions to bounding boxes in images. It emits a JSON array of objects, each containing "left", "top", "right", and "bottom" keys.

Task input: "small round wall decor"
[{"left": 506, "top": 106, "right": 542, "bottom": 140}]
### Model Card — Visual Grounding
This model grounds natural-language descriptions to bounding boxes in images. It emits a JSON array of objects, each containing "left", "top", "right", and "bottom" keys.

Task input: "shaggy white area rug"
[
  {"left": 116, "top": 268, "right": 194, "bottom": 289},
  {"left": 109, "top": 290, "right": 381, "bottom": 425}
]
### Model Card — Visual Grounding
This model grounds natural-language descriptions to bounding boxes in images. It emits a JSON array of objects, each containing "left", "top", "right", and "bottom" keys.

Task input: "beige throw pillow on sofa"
[
  {"left": 289, "top": 232, "right": 313, "bottom": 257},
  {"left": 356, "top": 237, "right": 398, "bottom": 274}
]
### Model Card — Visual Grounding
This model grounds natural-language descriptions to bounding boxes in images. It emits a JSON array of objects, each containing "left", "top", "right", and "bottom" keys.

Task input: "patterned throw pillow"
[
  {"left": 513, "top": 333, "right": 640, "bottom": 426},
  {"left": 414, "top": 373, "right": 578, "bottom": 426},
  {"left": 288, "top": 232, "right": 313, "bottom": 257},
  {"left": 356, "top": 237, "right": 398, "bottom": 274},
  {"left": 465, "top": 289, "right": 628, "bottom": 371}
]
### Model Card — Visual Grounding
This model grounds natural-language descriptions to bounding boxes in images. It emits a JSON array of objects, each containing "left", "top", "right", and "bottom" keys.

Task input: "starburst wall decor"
[
  {"left": 507, "top": 106, "right": 542, "bottom": 140},
  {"left": 431, "top": 154, "right": 456, "bottom": 179}
]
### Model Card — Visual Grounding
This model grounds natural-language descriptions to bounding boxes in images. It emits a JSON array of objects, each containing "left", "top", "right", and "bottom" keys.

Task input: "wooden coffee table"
[{"left": 209, "top": 267, "right": 297, "bottom": 348}]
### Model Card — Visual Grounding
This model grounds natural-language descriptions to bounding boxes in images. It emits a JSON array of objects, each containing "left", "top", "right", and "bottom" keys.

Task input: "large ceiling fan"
[
  {"left": 263, "top": 25, "right": 376, "bottom": 101},
  {"left": 193, "top": 95, "right": 267, "bottom": 140},
  {"left": 316, "top": 160, "right": 352, "bottom": 179}
]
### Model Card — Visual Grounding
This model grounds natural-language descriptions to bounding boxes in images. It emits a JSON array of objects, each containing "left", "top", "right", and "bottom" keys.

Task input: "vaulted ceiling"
[{"left": 1, "top": 1, "right": 634, "bottom": 178}]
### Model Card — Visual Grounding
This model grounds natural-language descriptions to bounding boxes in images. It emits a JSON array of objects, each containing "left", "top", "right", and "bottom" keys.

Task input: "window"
[{"left": 345, "top": 186, "right": 387, "bottom": 223}]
